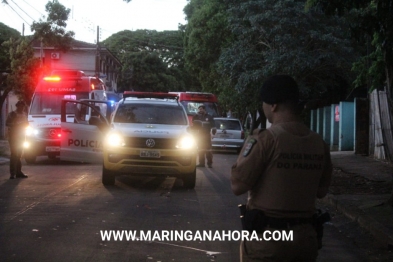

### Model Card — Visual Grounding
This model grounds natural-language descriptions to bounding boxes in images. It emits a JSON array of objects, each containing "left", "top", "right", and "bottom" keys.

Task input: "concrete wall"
[
  {"left": 309, "top": 102, "right": 356, "bottom": 152},
  {"left": 339, "top": 102, "right": 355, "bottom": 151},
  {"left": 330, "top": 104, "right": 339, "bottom": 151},
  {"left": 322, "top": 106, "right": 331, "bottom": 144}
]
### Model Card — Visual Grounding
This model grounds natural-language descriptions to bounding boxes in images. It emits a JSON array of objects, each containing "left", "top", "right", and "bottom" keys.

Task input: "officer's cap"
[
  {"left": 15, "top": 100, "right": 25, "bottom": 107},
  {"left": 260, "top": 75, "right": 299, "bottom": 104}
]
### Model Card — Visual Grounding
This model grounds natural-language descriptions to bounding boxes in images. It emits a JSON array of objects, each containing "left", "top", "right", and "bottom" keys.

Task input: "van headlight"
[
  {"left": 176, "top": 136, "right": 196, "bottom": 149},
  {"left": 105, "top": 133, "right": 125, "bottom": 147},
  {"left": 23, "top": 141, "right": 30, "bottom": 148},
  {"left": 25, "top": 126, "right": 38, "bottom": 136}
]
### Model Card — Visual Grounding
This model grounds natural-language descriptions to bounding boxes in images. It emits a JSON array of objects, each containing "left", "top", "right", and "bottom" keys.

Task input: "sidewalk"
[{"left": 323, "top": 151, "right": 393, "bottom": 250}]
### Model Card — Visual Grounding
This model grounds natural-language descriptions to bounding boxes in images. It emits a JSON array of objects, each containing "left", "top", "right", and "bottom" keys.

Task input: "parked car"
[{"left": 211, "top": 117, "right": 245, "bottom": 153}]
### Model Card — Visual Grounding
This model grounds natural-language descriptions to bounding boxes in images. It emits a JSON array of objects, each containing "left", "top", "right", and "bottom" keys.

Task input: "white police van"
[{"left": 24, "top": 70, "right": 107, "bottom": 163}]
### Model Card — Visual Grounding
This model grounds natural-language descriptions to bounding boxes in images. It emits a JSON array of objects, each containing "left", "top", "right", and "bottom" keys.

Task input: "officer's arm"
[
  {"left": 231, "top": 177, "right": 251, "bottom": 196},
  {"left": 230, "top": 130, "right": 270, "bottom": 196}
]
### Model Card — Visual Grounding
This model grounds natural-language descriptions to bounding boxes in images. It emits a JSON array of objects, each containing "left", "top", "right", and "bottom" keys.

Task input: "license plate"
[
  {"left": 46, "top": 146, "right": 60, "bottom": 152},
  {"left": 140, "top": 150, "right": 160, "bottom": 158},
  {"left": 219, "top": 134, "right": 231, "bottom": 138}
]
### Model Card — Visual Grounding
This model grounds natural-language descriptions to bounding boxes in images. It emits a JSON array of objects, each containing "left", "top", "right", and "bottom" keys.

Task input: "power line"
[
  {"left": 10, "top": 0, "right": 35, "bottom": 21},
  {"left": 3, "top": 0, "right": 31, "bottom": 26},
  {"left": 21, "top": 0, "right": 44, "bottom": 17}
]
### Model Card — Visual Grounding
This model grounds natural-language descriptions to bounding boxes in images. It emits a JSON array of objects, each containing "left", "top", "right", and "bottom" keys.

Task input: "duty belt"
[
  {"left": 238, "top": 205, "right": 315, "bottom": 233},
  {"left": 264, "top": 216, "right": 314, "bottom": 229}
]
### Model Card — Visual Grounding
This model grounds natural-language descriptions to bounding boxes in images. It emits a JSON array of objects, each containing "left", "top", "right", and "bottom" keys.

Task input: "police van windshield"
[
  {"left": 180, "top": 101, "right": 219, "bottom": 117},
  {"left": 30, "top": 92, "right": 89, "bottom": 114},
  {"left": 114, "top": 104, "right": 187, "bottom": 125}
]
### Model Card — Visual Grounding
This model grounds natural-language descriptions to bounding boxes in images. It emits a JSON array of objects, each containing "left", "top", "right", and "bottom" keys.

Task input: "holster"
[
  {"left": 313, "top": 210, "right": 331, "bottom": 249},
  {"left": 239, "top": 204, "right": 328, "bottom": 241},
  {"left": 238, "top": 204, "right": 267, "bottom": 233}
]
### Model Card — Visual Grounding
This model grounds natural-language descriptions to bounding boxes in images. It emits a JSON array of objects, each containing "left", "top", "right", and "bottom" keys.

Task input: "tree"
[
  {"left": 102, "top": 29, "right": 191, "bottom": 92},
  {"left": 183, "top": 0, "right": 234, "bottom": 100},
  {"left": 0, "top": 0, "right": 74, "bottom": 124},
  {"left": 218, "top": 0, "right": 358, "bottom": 126},
  {"left": 30, "top": 0, "right": 75, "bottom": 51},
  {"left": 305, "top": 0, "right": 390, "bottom": 92},
  {"left": 1, "top": 38, "right": 41, "bottom": 104},
  {"left": 0, "top": 22, "right": 20, "bottom": 73}
]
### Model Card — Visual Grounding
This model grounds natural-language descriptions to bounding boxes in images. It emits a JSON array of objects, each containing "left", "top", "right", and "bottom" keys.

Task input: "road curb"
[{"left": 322, "top": 194, "right": 393, "bottom": 250}]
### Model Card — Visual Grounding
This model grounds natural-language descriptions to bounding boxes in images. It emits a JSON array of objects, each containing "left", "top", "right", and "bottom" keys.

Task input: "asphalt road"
[{"left": 0, "top": 152, "right": 391, "bottom": 261}]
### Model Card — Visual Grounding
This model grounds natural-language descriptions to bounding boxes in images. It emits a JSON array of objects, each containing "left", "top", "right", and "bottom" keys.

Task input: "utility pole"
[
  {"left": 95, "top": 26, "right": 100, "bottom": 78},
  {"left": 40, "top": 37, "right": 43, "bottom": 68}
]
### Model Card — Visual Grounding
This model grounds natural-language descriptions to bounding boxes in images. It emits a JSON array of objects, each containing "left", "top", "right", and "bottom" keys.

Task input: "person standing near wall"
[{"left": 6, "top": 100, "right": 29, "bottom": 179}]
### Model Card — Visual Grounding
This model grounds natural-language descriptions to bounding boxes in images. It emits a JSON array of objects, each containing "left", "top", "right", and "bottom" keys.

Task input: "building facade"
[{"left": 32, "top": 39, "right": 121, "bottom": 92}]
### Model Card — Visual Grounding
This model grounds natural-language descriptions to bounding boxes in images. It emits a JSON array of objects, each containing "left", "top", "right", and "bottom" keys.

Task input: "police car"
[{"left": 59, "top": 92, "right": 198, "bottom": 188}]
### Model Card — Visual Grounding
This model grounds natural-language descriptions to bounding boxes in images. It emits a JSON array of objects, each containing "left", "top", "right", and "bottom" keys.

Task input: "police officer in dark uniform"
[
  {"left": 6, "top": 100, "right": 29, "bottom": 179},
  {"left": 231, "top": 75, "right": 332, "bottom": 261},
  {"left": 192, "top": 104, "right": 215, "bottom": 168}
]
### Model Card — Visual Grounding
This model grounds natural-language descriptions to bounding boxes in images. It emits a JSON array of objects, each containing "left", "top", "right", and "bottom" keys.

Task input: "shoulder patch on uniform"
[{"left": 243, "top": 138, "right": 257, "bottom": 157}]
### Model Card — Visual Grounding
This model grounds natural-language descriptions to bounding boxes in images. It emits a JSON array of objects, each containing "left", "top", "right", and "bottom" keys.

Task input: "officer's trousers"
[
  {"left": 240, "top": 224, "right": 318, "bottom": 262},
  {"left": 9, "top": 138, "right": 23, "bottom": 176},
  {"left": 198, "top": 148, "right": 213, "bottom": 165}
]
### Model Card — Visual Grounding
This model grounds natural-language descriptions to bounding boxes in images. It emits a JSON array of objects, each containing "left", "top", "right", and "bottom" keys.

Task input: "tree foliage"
[
  {"left": 182, "top": 0, "right": 358, "bottom": 123},
  {"left": 102, "top": 29, "right": 191, "bottom": 92},
  {"left": 30, "top": 0, "right": 74, "bottom": 51},
  {"left": 306, "top": 0, "right": 393, "bottom": 93},
  {"left": 0, "top": 22, "right": 20, "bottom": 73},
  {"left": 183, "top": 0, "right": 233, "bottom": 99},
  {"left": 220, "top": 0, "right": 357, "bottom": 113},
  {"left": 2, "top": 38, "right": 41, "bottom": 103}
]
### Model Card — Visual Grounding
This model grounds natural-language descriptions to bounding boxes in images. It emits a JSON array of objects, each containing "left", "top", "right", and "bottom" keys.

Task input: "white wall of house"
[
  {"left": 42, "top": 49, "right": 97, "bottom": 76},
  {"left": 33, "top": 45, "right": 121, "bottom": 92}
]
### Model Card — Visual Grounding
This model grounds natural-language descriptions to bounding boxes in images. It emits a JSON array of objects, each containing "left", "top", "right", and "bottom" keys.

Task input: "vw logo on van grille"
[
  {"left": 146, "top": 138, "right": 156, "bottom": 148},
  {"left": 49, "top": 129, "right": 57, "bottom": 138}
]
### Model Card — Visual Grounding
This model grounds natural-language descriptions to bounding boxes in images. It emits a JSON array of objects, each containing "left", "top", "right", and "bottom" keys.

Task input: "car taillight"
[{"left": 241, "top": 130, "right": 245, "bottom": 139}]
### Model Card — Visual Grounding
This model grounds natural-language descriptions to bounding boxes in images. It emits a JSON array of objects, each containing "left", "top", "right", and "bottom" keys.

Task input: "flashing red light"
[
  {"left": 58, "top": 133, "right": 62, "bottom": 138},
  {"left": 91, "top": 84, "right": 95, "bottom": 90},
  {"left": 43, "top": 76, "right": 61, "bottom": 82}
]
